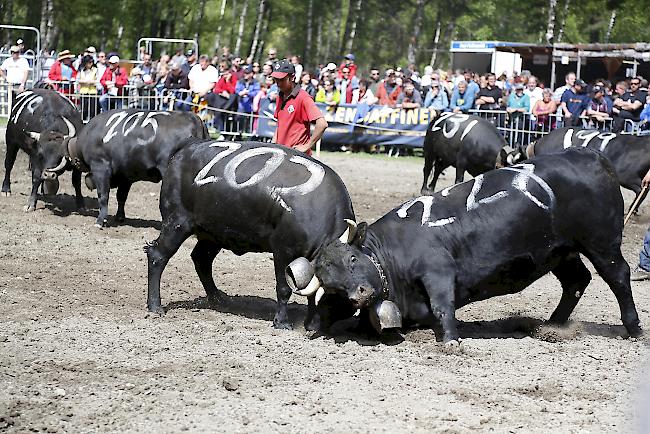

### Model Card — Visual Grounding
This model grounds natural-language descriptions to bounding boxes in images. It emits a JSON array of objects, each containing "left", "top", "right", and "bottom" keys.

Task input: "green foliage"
[{"left": 3, "top": 0, "right": 649, "bottom": 74}]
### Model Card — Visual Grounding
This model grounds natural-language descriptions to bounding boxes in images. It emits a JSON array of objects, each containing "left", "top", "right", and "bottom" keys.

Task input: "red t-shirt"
[{"left": 274, "top": 87, "right": 323, "bottom": 154}]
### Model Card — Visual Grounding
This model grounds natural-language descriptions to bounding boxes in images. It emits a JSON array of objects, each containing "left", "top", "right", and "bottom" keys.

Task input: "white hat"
[
  {"left": 108, "top": 55, "right": 120, "bottom": 64},
  {"left": 16, "top": 39, "right": 23, "bottom": 44},
  {"left": 131, "top": 67, "right": 143, "bottom": 75},
  {"left": 326, "top": 62, "right": 337, "bottom": 71},
  {"left": 86, "top": 46, "right": 96, "bottom": 53}
]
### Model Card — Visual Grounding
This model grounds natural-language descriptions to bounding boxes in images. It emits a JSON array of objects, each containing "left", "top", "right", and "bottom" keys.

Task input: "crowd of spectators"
[{"left": 3, "top": 39, "right": 650, "bottom": 134}]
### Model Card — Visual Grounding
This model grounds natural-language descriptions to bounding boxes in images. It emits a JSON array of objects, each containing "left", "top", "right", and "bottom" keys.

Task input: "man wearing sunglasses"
[
  {"left": 0, "top": 45, "right": 29, "bottom": 93},
  {"left": 613, "top": 77, "right": 645, "bottom": 132}
]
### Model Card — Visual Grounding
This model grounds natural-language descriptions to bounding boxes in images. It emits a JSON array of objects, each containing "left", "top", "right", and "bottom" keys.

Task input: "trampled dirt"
[{"left": 1, "top": 146, "right": 649, "bottom": 433}]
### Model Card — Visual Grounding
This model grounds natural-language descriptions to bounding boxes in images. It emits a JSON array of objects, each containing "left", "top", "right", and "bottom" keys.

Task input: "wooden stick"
[{"left": 624, "top": 185, "right": 648, "bottom": 226}]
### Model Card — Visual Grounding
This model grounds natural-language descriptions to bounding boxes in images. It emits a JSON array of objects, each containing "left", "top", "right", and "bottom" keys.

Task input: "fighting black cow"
[
  {"left": 289, "top": 148, "right": 642, "bottom": 343},
  {"left": 3, "top": 89, "right": 84, "bottom": 210},
  {"left": 421, "top": 112, "right": 506, "bottom": 195},
  {"left": 145, "top": 139, "right": 356, "bottom": 330},
  {"left": 39, "top": 109, "right": 208, "bottom": 227},
  {"left": 497, "top": 127, "right": 650, "bottom": 213}
]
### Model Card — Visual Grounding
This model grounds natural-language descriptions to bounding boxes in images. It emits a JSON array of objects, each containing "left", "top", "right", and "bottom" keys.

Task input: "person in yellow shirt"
[{"left": 77, "top": 54, "right": 99, "bottom": 120}]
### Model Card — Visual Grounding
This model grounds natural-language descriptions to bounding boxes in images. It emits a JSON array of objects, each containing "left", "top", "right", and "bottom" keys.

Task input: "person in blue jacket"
[
  {"left": 448, "top": 81, "right": 474, "bottom": 113},
  {"left": 235, "top": 65, "right": 260, "bottom": 131}
]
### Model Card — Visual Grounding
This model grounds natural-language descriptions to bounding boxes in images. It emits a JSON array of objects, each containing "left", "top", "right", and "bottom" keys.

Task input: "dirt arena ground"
[{"left": 1, "top": 144, "right": 649, "bottom": 433}]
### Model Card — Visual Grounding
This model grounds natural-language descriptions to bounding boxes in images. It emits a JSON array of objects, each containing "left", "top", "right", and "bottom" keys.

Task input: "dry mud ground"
[{"left": 1, "top": 146, "right": 650, "bottom": 433}]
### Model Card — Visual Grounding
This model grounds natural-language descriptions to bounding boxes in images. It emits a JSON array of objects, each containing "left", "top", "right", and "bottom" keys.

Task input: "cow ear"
[{"left": 352, "top": 222, "right": 368, "bottom": 247}]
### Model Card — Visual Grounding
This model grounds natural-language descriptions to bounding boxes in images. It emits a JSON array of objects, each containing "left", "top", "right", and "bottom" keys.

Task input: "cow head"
[
  {"left": 27, "top": 117, "right": 77, "bottom": 189},
  {"left": 287, "top": 220, "right": 402, "bottom": 332},
  {"left": 33, "top": 131, "right": 72, "bottom": 195},
  {"left": 495, "top": 145, "right": 526, "bottom": 168}
]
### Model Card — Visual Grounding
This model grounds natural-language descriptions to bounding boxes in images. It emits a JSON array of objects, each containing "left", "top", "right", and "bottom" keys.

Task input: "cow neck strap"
[
  {"left": 361, "top": 245, "right": 390, "bottom": 298},
  {"left": 65, "top": 137, "right": 90, "bottom": 173}
]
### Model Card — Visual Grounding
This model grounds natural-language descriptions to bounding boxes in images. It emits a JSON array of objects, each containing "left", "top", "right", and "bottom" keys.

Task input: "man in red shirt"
[{"left": 272, "top": 59, "right": 327, "bottom": 155}]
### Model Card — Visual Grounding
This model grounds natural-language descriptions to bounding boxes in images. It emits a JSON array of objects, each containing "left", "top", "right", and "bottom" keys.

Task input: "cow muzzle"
[
  {"left": 42, "top": 157, "right": 68, "bottom": 179},
  {"left": 286, "top": 257, "right": 322, "bottom": 297},
  {"left": 42, "top": 179, "right": 60, "bottom": 195},
  {"left": 369, "top": 299, "right": 402, "bottom": 332},
  {"left": 349, "top": 285, "right": 374, "bottom": 309}
]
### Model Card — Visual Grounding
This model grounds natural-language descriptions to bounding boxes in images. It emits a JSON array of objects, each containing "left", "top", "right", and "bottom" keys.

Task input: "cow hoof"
[
  {"left": 2, "top": 190, "right": 10, "bottom": 196},
  {"left": 273, "top": 318, "right": 293, "bottom": 330},
  {"left": 420, "top": 188, "right": 434, "bottom": 196},
  {"left": 441, "top": 338, "right": 463, "bottom": 353},
  {"left": 627, "top": 324, "right": 643, "bottom": 339},
  {"left": 24, "top": 205, "right": 35, "bottom": 212},
  {"left": 146, "top": 306, "right": 165, "bottom": 317}
]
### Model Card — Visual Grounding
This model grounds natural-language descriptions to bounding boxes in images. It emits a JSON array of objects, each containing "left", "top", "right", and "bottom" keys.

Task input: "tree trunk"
[
  {"left": 248, "top": 0, "right": 265, "bottom": 60},
  {"left": 42, "top": 0, "right": 56, "bottom": 49},
  {"left": 556, "top": 0, "right": 570, "bottom": 43},
  {"left": 545, "top": 0, "right": 557, "bottom": 43},
  {"left": 325, "top": 2, "right": 342, "bottom": 60},
  {"left": 194, "top": 0, "right": 207, "bottom": 42},
  {"left": 229, "top": 0, "right": 238, "bottom": 52},
  {"left": 315, "top": 12, "right": 323, "bottom": 60},
  {"left": 5, "top": 0, "right": 13, "bottom": 44},
  {"left": 304, "top": 0, "right": 313, "bottom": 64},
  {"left": 234, "top": 0, "right": 249, "bottom": 56},
  {"left": 407, "top": 0, "right": 425, "bottom": 64},
  {"left": 605, "top": 10, "right": 616, "bottom": 43},
  {"left": 429, "top": 12, "right": 442, "bottom": 67},
  {"left": 213, "top": 0, "right": 228, "bottom": 52},
  {"left": 255, "top": 5, "right": 270, "bottom": 60},
  {"left": 344, "top": 0, "right": 362, "bottom": 55}
]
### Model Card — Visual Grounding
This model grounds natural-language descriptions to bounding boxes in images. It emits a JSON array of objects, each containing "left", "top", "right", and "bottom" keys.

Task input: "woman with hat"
[
  {"left": 77, "top": 54, "right": 99, "bottom": 120},
  {"left": 48, "top": 49, "right": 77, "bottom": 94}
]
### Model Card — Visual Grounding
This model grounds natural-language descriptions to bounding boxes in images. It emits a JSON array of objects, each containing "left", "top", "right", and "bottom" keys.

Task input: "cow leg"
[
  {"left": 92, "top": 168, "right": 112, "bottom": 227},
  {"left": 26, "top": 166, "right": 42, "bottom": 211},
  {"left": 2, "top": 140, "right": 19, "bottom": 195},
  {"left": 421, "top": 157, "right": 434, "bottom": 195},
  {"left": 271, "top": 255, "right": 293, "bottom": 330},
  {"left": 421, "top": 274, "right": 459, "bottom": 344},
  {"left": 454, "top": 157, "right": 467, "bottom": 184},
  {"left": 115, "top": 181, "right": 133, "bottom": 223},
  {"left": 548, "top": 254, "right": 591, "bottom": 325},
  {"left": 190, "top": 239, "right": 226, "bottom": 304},
  {"left": 426, "top": 161, "right": 447, "bottom": 193},
  {"left": 145, "top": 216, "right": 192, "bottom": 313},
  {"left": 71, "top": 169, "right": 85, "bottom": 210},
  {"left": 589, "top": 252, "right": 642, "bottom": 338}
]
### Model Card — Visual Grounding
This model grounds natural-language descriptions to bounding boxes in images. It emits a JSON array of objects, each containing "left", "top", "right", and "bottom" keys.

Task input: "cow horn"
[
  {"left": 315, "top": 287, "right": 326, "bottom": 305},
  {"left": 506, "top": 153, "right": 514, "bottom": 165},
  {"left": 369, "top": 299, "right": 402, "bottom": 333},
  {"left": 285, "top": 257, "right": 321, "bottom": 296},
  {"left": 62, "top": 117, "right": 76, "bottom": 138},
  {"left": 45, "top": 157, "right": 68, "bottom": 173},
  {"left": 28, "top": 132, "right": 41, "bottom": 141},
  {"left": 338, "top": 219, "right": 358, "bottom": 243}
]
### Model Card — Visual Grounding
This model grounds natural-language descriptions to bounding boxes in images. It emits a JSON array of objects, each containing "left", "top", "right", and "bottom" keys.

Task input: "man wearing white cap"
[
  {"left": 99, "top": 55, "right": 128, "bottom": 111},
  {"left": 0, "top": 45, "right": 29, "bottom": 93}
]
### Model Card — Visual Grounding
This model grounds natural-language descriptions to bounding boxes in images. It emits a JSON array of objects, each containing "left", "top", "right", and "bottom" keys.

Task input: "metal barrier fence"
[{"left": 2, "top": 79, "right": 649, "bottom": 144}]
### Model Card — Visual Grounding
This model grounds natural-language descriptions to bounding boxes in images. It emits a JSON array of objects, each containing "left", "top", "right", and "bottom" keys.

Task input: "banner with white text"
[{"left": 257, "top": 99, "right": 431, "bottom": 147}]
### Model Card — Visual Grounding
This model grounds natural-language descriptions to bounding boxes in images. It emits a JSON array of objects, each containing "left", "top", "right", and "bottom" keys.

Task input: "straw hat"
[{"left": 57, "top": 50, "right": 75, "bottom": 61}]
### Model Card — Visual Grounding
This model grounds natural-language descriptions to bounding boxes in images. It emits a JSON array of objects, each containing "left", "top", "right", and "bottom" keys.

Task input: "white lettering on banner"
[
  {"left": 102, "top": 111, "right": 171, "bottom": 144},
  {"left": 396, "top": 163, "right": 555, "bottom": 227},
  {"left": 563, "top": 129, "right": 618, "bottom": 152},
  {"left": 194, "top": 143, "right": 326, "bottom": 210},
  {"left": 430, "top": 112, "right": 478, "bottom": 141}
]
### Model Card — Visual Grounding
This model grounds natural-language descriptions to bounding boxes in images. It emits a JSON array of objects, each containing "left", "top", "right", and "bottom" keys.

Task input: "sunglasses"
[
  {"left": 631, "top": 81, "right": 640, "bottom": 85},
  {"left": 10, "top": 51, "right": 18, "bottom": 54}
]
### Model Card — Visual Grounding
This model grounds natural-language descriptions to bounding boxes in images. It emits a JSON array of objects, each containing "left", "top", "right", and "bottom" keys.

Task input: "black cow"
[
  {"left": 145, "top": 139, "right": 356, "bottom": 330},
  {"left": 289, "top": 148, "right": 642, "bottom": 343},
  {"left": 497, "top": 127, "right": 650, "bottom": 213},
  {"left": 3, "top": 89, "right": 84, "bottom": 210},
  {"left": 421, "top": 112, "right": 506, "bottom": 195},
  {"left": 38, "top": 109, "right": 208, "bottom": 227}
]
